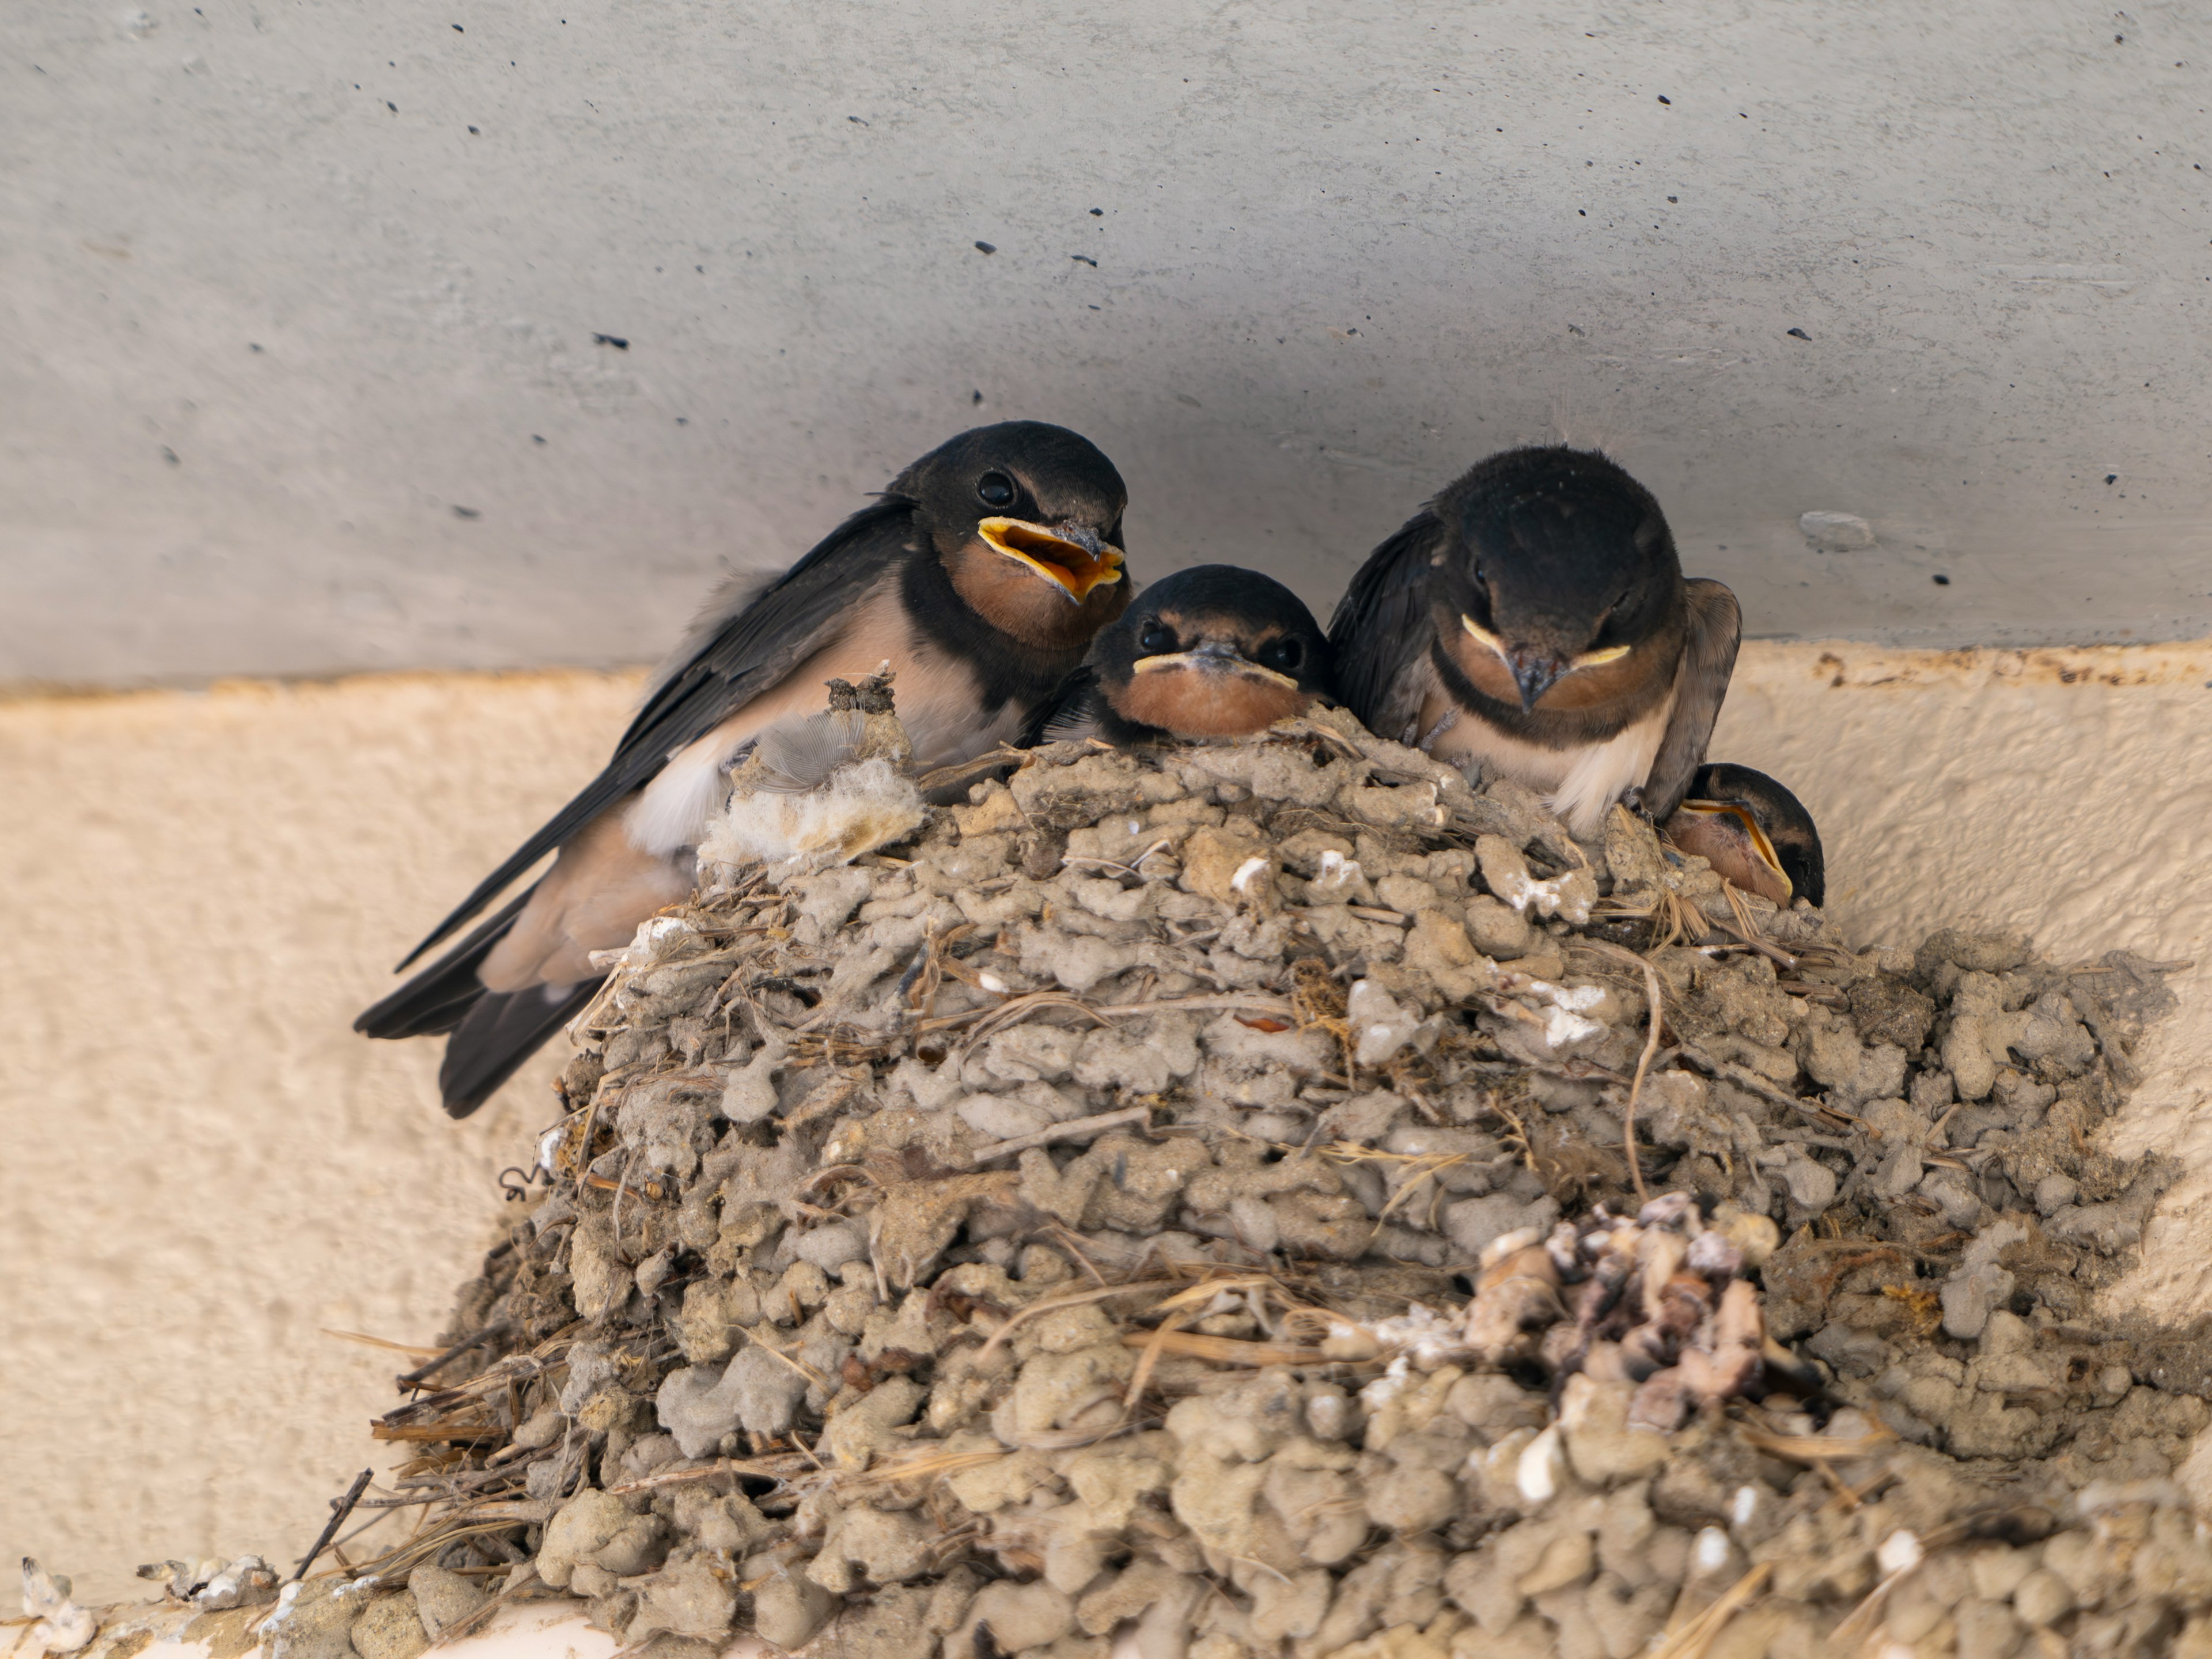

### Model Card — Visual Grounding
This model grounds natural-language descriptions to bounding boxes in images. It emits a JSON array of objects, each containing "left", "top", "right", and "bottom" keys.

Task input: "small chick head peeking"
[
  {"left": 1069, "top": 564, "right": 1334, "bottom": 744},
  {"left": 1435, "top": 445, "right": 1685, "bottom": 717},
  {"left": 1665, "top": 763, "right": 1826, "bottom": 909},
  {"left": 897, "top": 421, "right": 1131, "bottom": 654}
]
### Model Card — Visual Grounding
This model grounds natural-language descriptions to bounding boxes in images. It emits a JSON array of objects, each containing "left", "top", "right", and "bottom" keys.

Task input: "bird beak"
[
  {"left": 1460, "top": 615, "right": 1621, "bottom": 713},
  {"left": 978, "top": 518, "right": 1126, "bottom": 604},
  {"left": 1674, "top": 800, "right": 1791, "bottom": 898},
  {"left": 1506, "top": 648, "right": 1570, "bottom": 714},
  {"left": 1131, "top": 639, "right": 1299, "bottom": 690}
]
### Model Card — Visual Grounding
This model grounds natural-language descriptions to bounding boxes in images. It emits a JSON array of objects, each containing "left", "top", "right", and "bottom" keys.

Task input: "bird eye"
[
  {"left": 1260, "top": 638, "right": 1304, "bottom": 672},
  {"left": 976, "top": 471, "right": 1017, "bottom": 509},
  {"left": 1138, "top": 622, "right": 1176, "bottom": 654}
]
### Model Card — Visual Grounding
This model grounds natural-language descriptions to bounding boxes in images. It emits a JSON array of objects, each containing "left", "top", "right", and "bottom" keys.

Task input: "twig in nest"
[
  {"left": 1581, "top": 939, "right": 1663, "bottom": 1205},
  {"left": 1736, "top": 1422, "right": 1896, "bottom": 1464},
  {"left": 395, "top": 1321, "right": 514, "bottom": 1389},
  {"left": 1675, "top": 1043, "right": 1867, "bottom": 1135},
  {"left": 745, "top": 1333, "right": 830, "bottom": 1389},
  {"left": 978, "top": 1277, "right": 1200, "bottom": 1363},
  {"left": 963, "top": 1105, "right": 1151, "bottom": 1165},
  {"left": 292, "top": 1468, "right": 374, "bottom": 1581},
  {"left": 1649, "top": 1563, "right": 1771, "bottom": 1659},
  {"left": 944, "top": 990, "right": 1118, "bottom": 1049},
  {"left": 1123, "top": 1309, "right": 1194, "bottom": 1410},
  {"left": 321, "top": 1328, "right": 445, "bottom": 1361},
  {"left": 1119, "top": 1330, "right": 1330, "bottom": 1365},
  {"left": 604, "top": 1453, "right": 810, "bottom": 1496},
  {"left": 1712, "top": 881, "right": 1798, "bottom": 968},
  {"left": 1486, "top": 1089, "right": 1540, "bottom": 1178}
]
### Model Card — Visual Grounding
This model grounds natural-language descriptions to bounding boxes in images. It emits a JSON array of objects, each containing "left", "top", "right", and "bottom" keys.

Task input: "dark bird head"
[
  {"left": 1665, "top": 762, "right": 1826, "bottom": 908},
  {"left": 1090, "top": 565, "right": 1333, "bottom": 740},
  {"left": 1431, "top": 446, "right": 1684, "bottom": 715},
  {"left": 895, "top": 421, "right": 1131, "bottom": 652}
]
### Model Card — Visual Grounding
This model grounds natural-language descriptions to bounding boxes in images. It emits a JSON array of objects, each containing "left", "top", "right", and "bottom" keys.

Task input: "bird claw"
[{"left": 1622, "top": 786, "right": 1657, "bottom": 825}]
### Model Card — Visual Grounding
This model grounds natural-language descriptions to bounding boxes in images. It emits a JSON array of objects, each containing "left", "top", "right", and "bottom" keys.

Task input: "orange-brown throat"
[
  {"left": 947, "top": 530, "right": 1128, "bottom": 654},
  {"left": 1117, "top": 658, "right": 1310, "bottom": 738},
  {"left": 977, "top": 517, "right": 1124, "bottom": 603},
  {"left": 1666, "top": 801, "right": 1791, "bottom": 904},
  {"left": 1447, "top": 613, "right": 1654, "bottom": 714}
]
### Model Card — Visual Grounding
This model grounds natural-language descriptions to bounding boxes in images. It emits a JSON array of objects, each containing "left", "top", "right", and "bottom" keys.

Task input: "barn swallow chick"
[
  {"left": 1328, "top": 445, "right": 1740, "bottom": 837},
  {"left": 1664, "top": 762, "right": 1825, "bottom": 907},
  {"left": 358, "top": 421, "right": 1131, "bottom": 1118},
  {"left": 1027, "top": 565, "right": 1334, "bottom": 745}
]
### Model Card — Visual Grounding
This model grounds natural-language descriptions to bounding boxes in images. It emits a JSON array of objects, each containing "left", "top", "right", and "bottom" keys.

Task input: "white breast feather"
[
  {"left": 626, "top": 729, "right": 756, "bottom": 856},
  {"left": 1427, "top": 687, "right": 1677, "bottom": 839}
]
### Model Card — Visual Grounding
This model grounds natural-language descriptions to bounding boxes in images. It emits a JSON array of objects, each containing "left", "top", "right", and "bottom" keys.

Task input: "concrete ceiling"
[{"left": 3, "top": 0, "right": 2209, "bottom": 687}]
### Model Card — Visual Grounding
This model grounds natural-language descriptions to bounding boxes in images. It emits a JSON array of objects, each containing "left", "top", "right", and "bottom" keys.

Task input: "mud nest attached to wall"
[{"left": 281, "top": 705, "right": 2212, "bottom": 1659}]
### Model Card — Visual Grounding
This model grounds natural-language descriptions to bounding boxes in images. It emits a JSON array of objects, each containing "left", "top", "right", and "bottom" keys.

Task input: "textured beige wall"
[
  {"left": 3, "top": 645, "right": 2208, "bottom": 1600},
  {"left": 0, "top": 670, "right": 643, "bottom": 1604}
]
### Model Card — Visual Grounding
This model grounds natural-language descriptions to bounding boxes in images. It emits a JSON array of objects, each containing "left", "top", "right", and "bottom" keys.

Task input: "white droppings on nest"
[
  {"left": 587, "top": 912, "right": 699, "bottom": 974},
  {"left": 699, "top": 756, "right": 925, "bottom": 872},
  {"left": 1359, "top": 1302, "right": 1465, "bottom": 1368},
  {"left": 1476, "top": 831, "right": 1597, "bottom": 925},
  {"left": 1229, "top": 855, "right": 1270, "bottom": 895},
  {"left": 1358, "top": 1354, "right": 1412, "bottom": 1413},
  {"left": 1309, "top": 848, "right": 1365, "bottom": 896},
  {"left": 1519, "top": 978, "right": 1608, "bottom": 1048},
  {"left": 20, "top": 1559, "right": 95, "bottom": 1657},
  {"left": 1515, "top": 1424, "right": 1564, "bottom": 1505}
]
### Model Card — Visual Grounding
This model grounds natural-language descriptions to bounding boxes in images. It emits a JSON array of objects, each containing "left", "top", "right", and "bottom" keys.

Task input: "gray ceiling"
[{"left": 4, "top": 0, "right": 2208, "bottom": 687}]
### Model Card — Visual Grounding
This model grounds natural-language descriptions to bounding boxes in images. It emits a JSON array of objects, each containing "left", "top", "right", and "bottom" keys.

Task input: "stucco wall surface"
[
  {"left": 2, "top": 642, "right": 2209, "bottom": 1599},
  {"left": 6, "top": 0, "right": 2212, "bottom": 690}
]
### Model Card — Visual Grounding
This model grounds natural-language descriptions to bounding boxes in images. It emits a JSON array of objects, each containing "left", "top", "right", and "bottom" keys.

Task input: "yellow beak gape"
[
  {"left": 1131, "top": 650, "right": 1299, "bottom": 690},
  {"left": 1460, "top": 615, "right": 1629, "bottom": 673},
  {"left": 1460, "top": 614, "right": 1515, "bottom": 666},
  {"left": 978, "top": 518, "right": 1126, "bottom": 603},
  {"left": 1675, "top": 800, "right": 1790, "bottom": 896}
]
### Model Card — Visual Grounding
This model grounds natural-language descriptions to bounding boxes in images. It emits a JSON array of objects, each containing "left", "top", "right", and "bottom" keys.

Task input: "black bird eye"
[
  {"left": 1260, "top": 638, "right": 1304, "bottom": 672},
  {"left": 976, "top": 471, "right": 1017, "bottom": 509},
  {"left": 1138, "top": 622, "right": 1176, "bottom": 654}
]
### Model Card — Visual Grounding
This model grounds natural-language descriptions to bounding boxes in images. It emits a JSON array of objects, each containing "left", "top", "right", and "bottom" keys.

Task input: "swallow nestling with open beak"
[
  {"left": 1664, "top": 762, "right": 1825, "bottom": 908},
  {"left": 357, "top": 421, "right": 1130, "bottom": 1117},
  {"left": 1025, "top": 564, "right": 1334, "bottom": 745},
  {"left": 1327, "top": 445, "right": 1740, "bottom": 838}
]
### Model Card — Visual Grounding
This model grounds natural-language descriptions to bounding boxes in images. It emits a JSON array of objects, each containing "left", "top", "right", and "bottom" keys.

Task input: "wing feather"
[
  {"left": 1326, "top": 512, "right": 1446, "bottom": 746},
  {"left": 396, "top": 498, "right": 914, "bottom": 966},
  {"left": 1641, "top": 578, "right": 1742, "bottom": 821},
  {"left": 1020, "top": 664, "right": 1103, "bottom": 747}
]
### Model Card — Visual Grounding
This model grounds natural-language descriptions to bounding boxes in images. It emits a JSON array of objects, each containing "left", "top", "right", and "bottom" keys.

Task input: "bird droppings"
[{"left": 40, "top": 691, "right": 2212, "bottom": 1659}]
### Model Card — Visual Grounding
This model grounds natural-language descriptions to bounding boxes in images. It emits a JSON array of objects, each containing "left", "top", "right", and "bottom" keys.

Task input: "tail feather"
[
  {"left": 357, "top": 884, "right": 600, "bottom": 1118},
  {"left": 355, "top": 890, "right": 533, "bottom": 1040},
  {"left": 436, "top": 978, "right": 603, "bottom": 1119}
]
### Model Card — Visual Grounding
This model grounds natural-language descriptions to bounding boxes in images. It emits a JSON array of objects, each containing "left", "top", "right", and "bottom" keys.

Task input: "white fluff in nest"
[
  {"left": 751, "top": 710, "right": 875, "bottom": 793},
  {"left": 699, "top": 755, "right": 924, "bottom": 870}
]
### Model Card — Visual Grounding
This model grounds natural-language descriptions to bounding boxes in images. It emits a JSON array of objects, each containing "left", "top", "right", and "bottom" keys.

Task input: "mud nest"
[{"left": 289, "top": 706, "right": 2212, "bottom": 1659}]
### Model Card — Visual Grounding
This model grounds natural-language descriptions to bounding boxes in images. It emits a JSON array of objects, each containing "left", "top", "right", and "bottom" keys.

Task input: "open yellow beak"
[
  {"left": 978, "top": 518, "right": 1125, "bottom": 603},
  {"left": 1460, "top": 615, "right": 1629, "bottom": 673},
  {"left": 1131, "top": 649, "right": 1300, "bottom": 690},
  {"left": 1674, "top": 800, "right": 1790, "bottom": 897}
]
